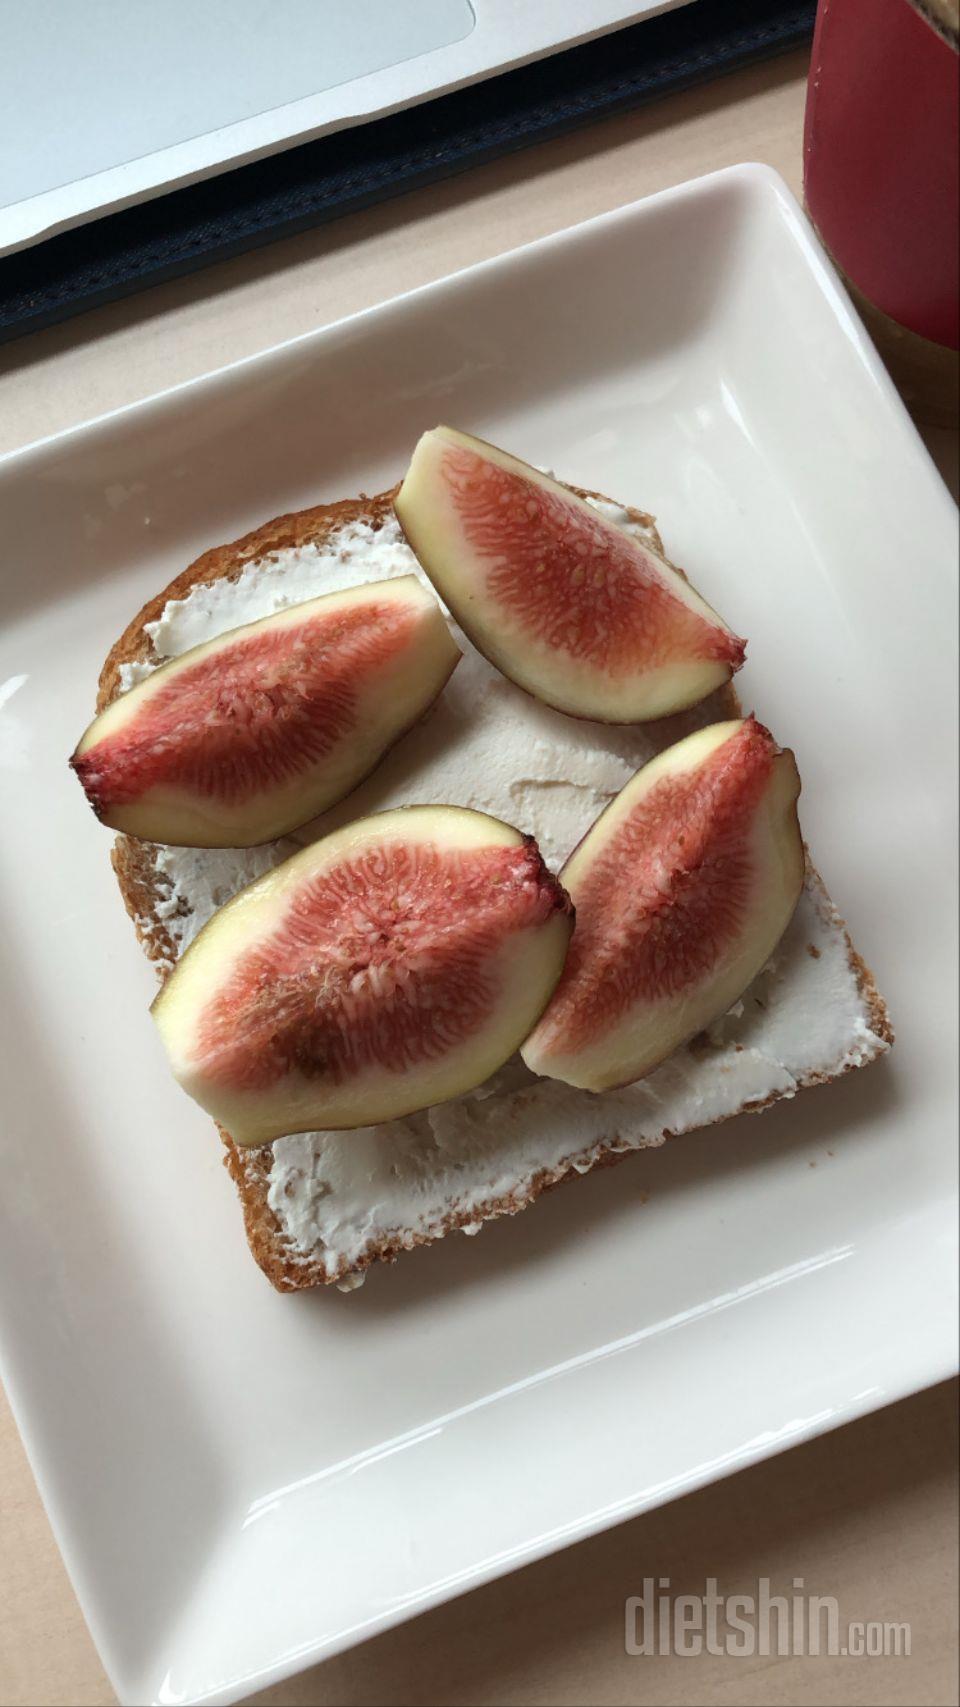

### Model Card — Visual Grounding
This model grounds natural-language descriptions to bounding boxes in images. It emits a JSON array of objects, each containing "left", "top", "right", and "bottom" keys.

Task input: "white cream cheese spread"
[{"left": 121, "top": 504, "right": 889, "bottom": 1283}]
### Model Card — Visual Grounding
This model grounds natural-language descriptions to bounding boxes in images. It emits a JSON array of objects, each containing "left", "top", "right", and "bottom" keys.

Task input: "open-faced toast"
[{"left": 95, "top": 481, "right": 892, "bottom": 1290}]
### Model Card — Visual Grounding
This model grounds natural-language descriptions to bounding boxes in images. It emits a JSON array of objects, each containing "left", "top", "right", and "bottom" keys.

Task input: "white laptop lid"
[{"left": 0, "top": 0, "right": 693, "bottom": 258}]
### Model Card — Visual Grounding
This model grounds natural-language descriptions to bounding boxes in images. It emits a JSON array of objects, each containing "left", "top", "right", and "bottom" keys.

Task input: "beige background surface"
[{"left": 1, "top": 46, "right": 957, "bottom": 1707}]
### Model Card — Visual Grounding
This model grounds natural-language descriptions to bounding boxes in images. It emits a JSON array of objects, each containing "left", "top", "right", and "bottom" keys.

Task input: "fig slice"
[
  {"left": 520, "top": 718, "right": 803, "bottom": 1091},
  {"left": 395, "top": 425, "right": 745, "bottom": 722},
  {"left": 152, "top": 805, "right": 574, "bottom": 1144},
  {"left": 71, "top": 576, "right": 460, "bottom": 848}
]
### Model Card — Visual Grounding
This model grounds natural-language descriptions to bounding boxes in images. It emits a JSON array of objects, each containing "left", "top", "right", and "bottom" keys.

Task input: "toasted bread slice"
[{"left": 96, "top": 483, "right": 892, "bottom": 1291}]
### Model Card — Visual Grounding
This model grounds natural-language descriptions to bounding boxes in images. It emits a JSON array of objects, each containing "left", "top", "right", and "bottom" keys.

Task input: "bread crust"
[
  {"left": 97, "top": 485, "right": 893, "bottom": 1291},
  {"left": 96, "top": 489, "right": 401, "bottom": 712}
]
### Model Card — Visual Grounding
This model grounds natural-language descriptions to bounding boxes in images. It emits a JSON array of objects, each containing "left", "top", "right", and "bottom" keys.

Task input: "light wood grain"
[{"left": 1, "top": 46, "right": 957, "bottom": 1707}]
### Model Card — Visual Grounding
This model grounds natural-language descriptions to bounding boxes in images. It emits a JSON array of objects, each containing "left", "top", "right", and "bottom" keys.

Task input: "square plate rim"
[{"left": 0, "top": 160, "right": 951, "bottom": 518}]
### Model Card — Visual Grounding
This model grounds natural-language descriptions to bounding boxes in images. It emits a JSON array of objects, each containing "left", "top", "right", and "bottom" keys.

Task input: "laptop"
[{"left": 0, "top": 0, "right": 695, "bottom": 257}]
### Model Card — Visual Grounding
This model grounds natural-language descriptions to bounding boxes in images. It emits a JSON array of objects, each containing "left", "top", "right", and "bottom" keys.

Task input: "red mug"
[{"left": 803, "top": 0, "right": 959, "bottom": 422}]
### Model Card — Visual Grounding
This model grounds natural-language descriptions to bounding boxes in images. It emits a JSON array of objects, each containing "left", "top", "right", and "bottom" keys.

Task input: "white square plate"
[{"left": 0, "top": 165, "right": 956, "bottom": 1707}]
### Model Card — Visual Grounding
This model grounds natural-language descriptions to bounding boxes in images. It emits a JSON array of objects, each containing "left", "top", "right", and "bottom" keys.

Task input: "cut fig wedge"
[
  {"left": 520, "top": 719, "right": 803, "bottom": 1091},
  {"left": 71, "top": 577, "right": 460, "bottom": 847},
  {"left": 395, "top": 425, "right": 745, "bottom": 722},
  {"left": 153, "top": 805, "right": 574, "bottom": 1144}
]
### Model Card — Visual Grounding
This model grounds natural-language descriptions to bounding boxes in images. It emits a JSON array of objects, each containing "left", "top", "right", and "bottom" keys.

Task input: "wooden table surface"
[{"left": 1, "top": 46, "right": 957, "bottom": 1707}]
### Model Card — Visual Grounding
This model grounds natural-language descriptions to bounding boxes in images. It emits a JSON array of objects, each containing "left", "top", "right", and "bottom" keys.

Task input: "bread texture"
[{"left": 96, "top": 483, "right": 893, "bottom": 1291}]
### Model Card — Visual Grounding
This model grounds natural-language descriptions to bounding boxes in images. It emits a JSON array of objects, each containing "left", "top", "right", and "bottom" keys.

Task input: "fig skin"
[
  {"left": 152, "top": 805, "right": 574, "bottom": 1144},
  {"left": 520, "top": 719, "right": 804, "bottom": 1092},
  {"left": 71, "top": 576, "right": 461, "bottom": 848},
  {"left": 395, "top": 426, "right": 745, "bottom": 724}
]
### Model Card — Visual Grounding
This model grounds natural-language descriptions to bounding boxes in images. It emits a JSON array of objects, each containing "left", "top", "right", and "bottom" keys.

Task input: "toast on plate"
[{"left": 95, "top": 480, "right": 892, "bottom": 1290}]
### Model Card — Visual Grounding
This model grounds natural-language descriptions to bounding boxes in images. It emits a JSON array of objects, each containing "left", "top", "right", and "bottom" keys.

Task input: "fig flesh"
[
  {"left": 395, "top": 426, "right": 744, "bottom": 722},
  {"left": 71, "top": 576, "right": 460, "bottom": 847},
  {"left": 520, "top": 719, "right": 803, "bottom": 1091},
  {"left": 153, "top": 805, "right": 574, "bottom": 1144}
]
